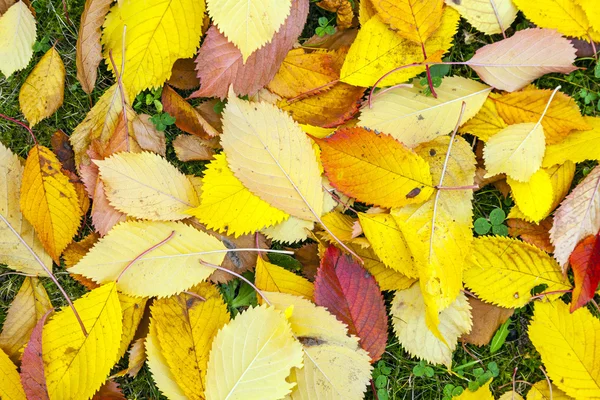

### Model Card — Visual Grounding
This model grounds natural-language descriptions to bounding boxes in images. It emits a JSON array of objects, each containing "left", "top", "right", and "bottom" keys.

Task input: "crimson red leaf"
[
  {"left": 190, "top": 0, "right": 309, "bottom": 99},
  {"left": 569, "top": 232, "right": 600, "bottom": 312},
  {"left": 20, "top": 309, "right": 53, "bottom": 400},
  {"left": 314, "top": 245, "right": 388, "bottom": 362}
]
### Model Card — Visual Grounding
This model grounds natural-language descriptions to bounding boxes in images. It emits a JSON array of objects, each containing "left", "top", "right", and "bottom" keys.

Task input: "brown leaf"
[
  {"left": 51, "top": 130, "right": 76, "bottom": 175},
  {"left": 167, "top": 58, "right": 200, "bottom": 90},
  {"left": 92, "top": 381, "right": 126, "bottom": 400},
  {"left": 0, "top": 277, "right": 52, "bottom": 362},
  {"left": 303, "top": 28, "right": 358, "bottom": 50},
  {"left": 173, "top": 134, "right": 216, "bottom": 162},
  {"left": 131, "top": 114, "right": 166, "bottom": 156},
  {"left": 292, "top": 243, "right": 320, "bottom": 281},
  {"left": 63, "top": 232, "right": 100, "bottom": 289},
  {"left": 190, "top": 0, "right": 309, "bottom": 99},
  {"left": 196, "top": 99, "right": 224, "bottom": 134},
  {"left": 508, "top": 217, "right": 554, "bottom": 253},
  {"left": 19, "top": 309, "right": 53, "bottom": 400},
  {"left": 76, "top": 0, "right": 112, "bottom": 94},
  {"left": 209, "top": 232, "right": 270, "bottom": 283},
  {"left": 125, "top": 337, "right": 146, "bottom": 378},
  {"left": 317, "top": 0, "right": 354, "bottom": 29},
  {"left": 278, "top": 83, "right": 364, "bottom": 127},
  {"left": 461, "top": 297, "right": 513, "bottom": 346},
  {"left": 162, "top": 85, "right": 218, "bottom": 137}
]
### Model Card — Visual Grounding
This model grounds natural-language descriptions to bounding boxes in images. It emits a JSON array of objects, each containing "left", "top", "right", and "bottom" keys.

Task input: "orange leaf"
[
  {"left": 569, "top": 233, "right": 600, "bottom": 312},
  {"left": 162, "top": 85, "right": 218, "bottom": 137},
  {"left": 167, "top": 58, "right": 200, "bottom": 90},
  {"left": 20, "top": 145, "right": 82, "bottom": 261},
  {"left": 507, "top": 217, "right": 554, "bottom": 253}
]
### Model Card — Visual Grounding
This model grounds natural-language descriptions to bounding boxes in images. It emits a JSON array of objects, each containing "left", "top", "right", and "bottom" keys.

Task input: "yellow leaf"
[
  {"left": 316, "top": 127, "right": 434, "bottom": 207},
  {"left": 0, "top": 142, "right": 52, "bottom": 276},
  {"left": 152, "top": 283, "right": 230, "bottom": 399},
  {"left": 498, "top": 392, "right": 524, "bottom": 400},
  {"left": 543, "top": 116, "right": 600, "bottom": 167},
  {"left": 102, "top": 0, "right": 205, "bottom": 97},
  {"left": 512, "top": 0, "right": 597, "bottom": 39},
  {"left": 187, "top": 153, "right": 288, "bottom": 237},
  {"left": 0, "top": 347, "right": 25, "bottom": 400},
  {"left": 255, "top": 257, "right": 314, "bottom": 299},
  {"left": 19, "top": 46, "right": 65, "bottom": 126},
  {"left": 0, "top": 1, "right": 36, "bottom": 77},
  {"left": 265, "top": 292, "right": 373, "bottom": 400},
  {"left": 392, "top": 136, "right": 475, "bottom": 337},
  {"left": 359, "top": 0, "right": 377, "bottom": 25},
  {"left": 43, "top": 283, "right": 122, "bottom": 400},
  {"left": 340, "top": 7, "right": 459, "bottom": 87},
  {"left": 221, "top": 90, "right": 323, "bottom": 221},
  {"left": 359, "top": 76, "right": 491, "bottom": 148},
  {"left": 371, "top": 0, "right": 444, "bottom": 43},
  {"left": 529, "top": 300, "right": 600, "bottom": 398},
  {"left": 459, "top": 93, "right": 507, "bottom": 141},
  {"left": 493, "top": 88, "right": 590, "bottom": 144},
  {"left": 207, "top": 0, "right": 291, "bottom": 62},
  {"left": 300, "top": 123, "right": 335, "bottom": 139},
  {"left": 507, "top": 169, "right": 554, "bottom": 223},
  {"left": 262, "top": 216, "right": 315, "bottom": 244},
  {"left": 69, "top": 220, "right": 226, "bottom": 298},
  {"left": 358, "top": 213, "right": 418, "bottom": 278},
  {"left": 527, "top": 380, "right": 574, "bottom": 400},
  {"left": 348, "top": 243, "right": 417, "bottom": 291},
  {"left": 483, "top": 122, "right": 545, "bottom": 182},
  {"left": 454, "top": 380, "right": 494, "bottom": 399},
  {"left": 391, "top": 284, "right": 472, "bottom": 367},
  {"left": 205, "top": 305, "right": 304, "bottom": 400},
  {"left": 464, "top": 236, "right": 569, "bottom": 308},
  {"left": 319, "top": 211, "right": 356, "bottom": 243},
  {"left": 0, "top": 277, "right": 52, "bottom": 362},
  {"left": 20, "top": 145, "right": 82, "bottom": 261},
  {"left": 577, "top": 0, "right": 600, "bottom": 32},
  {"left": 445, "top": 0, "right": 517, "bottom": 34},
  {"left": 96, "top": 151, "right": 199, "bottom": 221},
  {"left": 267, "top": 48, "right": 338, "bottom": 98},
  {"left": 146, "top": 318, "right": 187, "bottom": 400},
  {"left": 117, "top": 293, "right": 147, "bottom": 359},
  {"left": 70, "top": 84, "right": 123, "bottom": 167}
]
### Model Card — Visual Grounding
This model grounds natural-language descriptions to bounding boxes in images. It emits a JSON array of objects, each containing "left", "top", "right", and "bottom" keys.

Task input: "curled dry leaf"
[
  {"left": 460, "top": 296, "right": 513, "bottom": 347},
  {"left": 316, "top": 0, "right": 354, "bottom": 30},
  {"left": 507, "top": 217, "right": 554, "bottom": 253},
  {"left": 173, "top": 134, "right": 216, "bottom": 162},
  {"left": 132, "top": 113, "right": 166, "bottom": 156},
  {"left": 162, "top": 85, "right": 218, "bottom": 137},
  {"left": 92, "top": 381, "right": 126, "bottom": 400},
  {"left": 167, "top": 58, "right": 200, "bottom": 90}
]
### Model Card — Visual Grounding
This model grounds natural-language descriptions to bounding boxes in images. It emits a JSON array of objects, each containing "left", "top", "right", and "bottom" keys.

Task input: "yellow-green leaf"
[
  {"left": 529, "top": 300, "right": 600, "bottom": 398},
  {"left": 43, "top": 283, "right": 122, "bottom": 400},
  {"left": 19, "top": 46, "right": 65, "bottom": 127},
  {"left": 0, "top": 1, "right": 36, "bottom": 77},
  {"left": 69, "top": 221, "right": 226, "bottom": 298},
  {"left": 464, "top": 236, "right": 570, "bottom": 308},
  {"left": 205, "top": 305, "right": 304, "bottom": 400}
]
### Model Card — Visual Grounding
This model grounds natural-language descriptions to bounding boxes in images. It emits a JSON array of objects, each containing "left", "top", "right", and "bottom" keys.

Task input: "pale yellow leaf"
[
  {"left": 358, "top": 212, "right": 417, "bottom": 278},
  {"left": 340, "top": 7, "right": 459, "bottom": 87},
  {"left": 0, "top": 347, "right": 25, "bottom": 400},
  {"left": 69, "top": 220, "right": 226, "bottom": 298},
  {"left": 527, "top": 380, "right": 574, "bottom": 400},
  {"left": 464, "top": 236, "right": 569, "bottom": 307},
  {"left": 0, "top": 1, "right": 36, "bottom": 77},
  {"left": 265, "top": 292, "right": 373, "bottom": 400},
  {"left": 187, "top": 153, "right": 288, "bottom": 237},
  {"left": 221, "top": 90, "right": 323, "bottom": 221},
  {"left": 359, "top": 76, "right": 491, "bottom": 147},
  {"left": 19, "top": 47, "right": 65, "bottom": 126},
  {"left": 207, "top": 0, "right": 291, "bottom": 61},
  {"left": 262, "top": 216, "right": 315, "bottom": 244},
  {"left": 117, "top": 293, "right": 147, "bottom": 359},
  {"left": 543, "top": 116, "right": 600, "bottom": 167},
  {"left": 507, "top": 169, "right": 554, "bottom": 223},
  {"left": 371, "top": 0, "right": 443, "bottom": 43},
  {"left": 205, "top": 305, "right": 304, "bottom": 400},
  {"left": 391, "top": 284, "right": 472, "bottom": 367},
  {"left": 102, "top": 0, "right": 205, "bottom": 97},
  {"left": 529, "top": 300, "right": 600, "bottom": 398},
  {"left": 43, "top": 283, "right": 122, "bottom": 400},
  {"left": 483, "top": 122, "right": 545, "bottom": 182},
  {"left": 445, "top": 0, "right": 517, "bottom": 34},
  {"left": 96, "top": 151, "right": 199, "bottom": 221},
  {"left": 0, "top": 277, "right": 52, "bottom": 361},
  {"left": 255, "top": 257, "right": 314, "bottom": 299},
  {"left": 0, "top": 142, "right": 52, "bottom": 276}
]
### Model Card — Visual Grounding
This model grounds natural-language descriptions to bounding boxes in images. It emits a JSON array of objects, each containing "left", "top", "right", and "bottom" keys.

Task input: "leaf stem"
[
  {"left": 116, "top": 230, "right": 176, "bottom": 282},
  {"left": 489, "top": 0, "right": 506, "bottom": 39},
  {"left": 539, "top": 366, "right": 552, "bottom": 399},
  {"left": 535, "top": 85, "right": 561, "bottom": 129},
  {"left": 0, "top": 113, "right": 38, "bottom": 145}
]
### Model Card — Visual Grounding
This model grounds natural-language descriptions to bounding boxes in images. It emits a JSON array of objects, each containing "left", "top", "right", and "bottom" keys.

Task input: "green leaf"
[
  {"left": 267, "top": 253, "right": 302, "bottom": 271},
  {"left": 413, "top": 365, "right": 425, "bottom": 377},
  {"left": 477, "top": 372, "right": 492, "bottom": 386},
  {"left": 492, "top": 224, "right": 509, "bottom": 236},
  {"left": 318, "top": 16, "right": 328, "bottom": 26},
  {"left": 490, "top": 318, "right": 511, "bottom": 354},
  {"left": 375, "top": 375, "right": 387, "bottom": 388},
  {"left": 430, "top": 63, "right": 451, "bottom": 78},
  {"left": 489, "top": 208, "right": 506, "bottom": 225},
  {"left": 316, "top": 26, "right": 325, "bottom": 37},
  {"left": 595, "top": 63, "right": 600, "bottom": 79},
  {"left": 468, "top": 381, "right": 480, "bottom": 392},
  {"left": 424, "top": 367, "right": 434, "bottom": 378},
  {"left": 377, "top": 389, "right": 389, "bottom": 400},
  {"left": 444, "top": 384, "right": 455, "bottom": 396},
  {"left": 474, "top": 218, "right": 491, "bottom": 235},
  {"left": 487, "top": 362, "right": 499, "bottom": 377},
  {"left": 473, "top": 367, "right": 484, "bottom": 378},
  {"left": 452, "top": 387, "right": 464, "bottom": 396}
]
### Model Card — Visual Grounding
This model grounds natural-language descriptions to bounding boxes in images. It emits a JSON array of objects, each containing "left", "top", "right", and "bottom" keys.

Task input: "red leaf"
[
  {"left": 20, "top": 309, "right": 53, "bottom": 400},
  {"left": 569, "top": 233, "right": 600, "bottom": 312},
  {"left": 314, "top": 246, "right": 388, "bottom": 362},
  {"left": 190, "top": 0, "right": 309, "bottom": 99}
]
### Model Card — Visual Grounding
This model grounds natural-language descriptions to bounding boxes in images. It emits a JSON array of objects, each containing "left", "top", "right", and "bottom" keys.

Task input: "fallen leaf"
[
  {"left": 19, "top": 309, "right": 52, "bottom": 400},
  {"left": 255, "top": 256, "right": 314, "bottom": 299},
  {"left": 348, "top": 243, "right": 417, "bottom": 291},
  {"left": 0, "top": 346, "right": 26, "bottom": 400},
  {"left": 293, "top": 243, "right": 320, "bottom": 281},
  {"left": 512, "top": 0, "right": 597, "bottom": 39},
  {"left": 507, "top": 217, "right": 554, "bottom": 253},
  {"left": 543, "top": 116, "right": 600, "bottom": 167},
  {"left": 317, "top": 0, "right": 354, "bottom": 30},
  {"left": 0, "top": 1, "right": 36, "bottom": 77},
  {"left": 162, "top": 85, "right": 218, "bottom": 137},
  {"left": 372, "top": 0, "right": 444, "bottom": 43},
  {"left": 131, "top": 113, "right": 166, "bottom": 156},
  {"left": 173, "top": 134, "right": 216, "bottom": 162},
  {"left": 569, "top": 233, "right": 600, "bottom": 311},
  {"left": 167, "top": 58, "right": 200, "bottom": 90},
  {"left": 445, "top": 0, "right": 517, "bottom": 34},
  {"left": 461, "top": 296, "right": 513, "bottom": 346},
  {"left": 527, "top": 380, "right": 574, "bottom": 400},
  {"left": 92, "top": 381, "right": 126, "bottom": 400},
  {"left": 459, "top": 93, "right": 507, "bottom": 141},
  {"left": 507, "top": 169, "right": 554, "bottom": 223}
]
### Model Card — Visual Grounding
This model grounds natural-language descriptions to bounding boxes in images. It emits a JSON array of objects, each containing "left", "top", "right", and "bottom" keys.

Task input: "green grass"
[{"left": 1, "top": 2, "right": 600, "bottom": 399}]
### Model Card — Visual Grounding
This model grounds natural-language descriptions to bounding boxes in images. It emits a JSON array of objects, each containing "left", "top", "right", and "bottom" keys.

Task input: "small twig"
[
  {"left": 60, "top": 0, "right": 73, "bottom": 26},
  {"left": 512, "top": 367, "right": 518, "bottom": 395},
  {"left": 498, "top": 380, "right": 533, "bottom": 390},
  {"left": 286, "top": 79, "right": 340, "bottom": 103},
  {"left": 461, "top": 342, "right": 485, "bottom": 367},
  {"left": 370, "top": 83, "right": 414, "bottom": 100},
  {"left": 116, "top": 230, "right": 176, "bottom": 282},
  {"left": 0, "top": 272, "right": 37, "bottom": 279},
  {"left": 0, "top": 113, "right": 38, "bottom": 144},
  {"left": 421, "top": 43, "right": 438, "bottom": 98},
  {"left": 588, "top": 33, "right": 598, "bottom": 61},
  {"left": 489, "top": 0, "right": 506, "bottom": 39},
  {"left": 183, "top": 291, "right": 206, "bottom": 302},
  {"left": 529, "top": 289, "right": 572, "bottom": 301},
  {"left": 322, "top": 184, "right": 360, "bottom": 214},
  {"left": 436, "top": 184, "right": 479, "bottom": 191},
  {"left": 539, "top": 366, "right": 553, "bottom": 400},
  {"left": 461, "top": 289, "right": 477, "bottom": 298},
  {"left": 370, "top": 379, "right": 379, "bottom": 400},
  {"left": 199, "top": 259, "right": 271, "bottom": 306}
]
